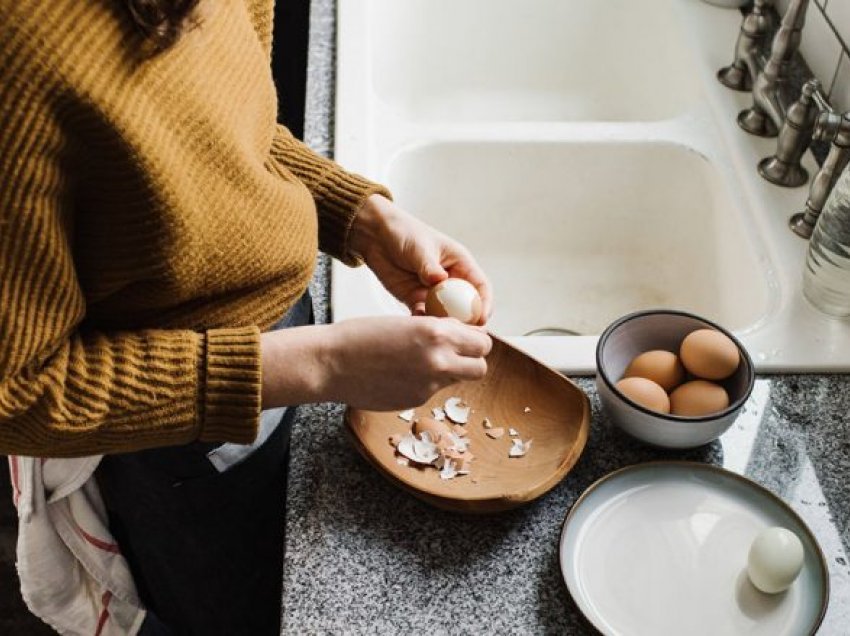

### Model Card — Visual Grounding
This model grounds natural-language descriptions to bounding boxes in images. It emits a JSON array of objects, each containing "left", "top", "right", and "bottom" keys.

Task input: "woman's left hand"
[{"left": 349, "top": 194, "right": 493, "bottom": 325}]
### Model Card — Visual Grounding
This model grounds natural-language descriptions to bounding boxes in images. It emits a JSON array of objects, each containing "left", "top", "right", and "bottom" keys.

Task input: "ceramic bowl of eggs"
[{"left": 596, "top": 309, "right": 755, "bottom": 449}]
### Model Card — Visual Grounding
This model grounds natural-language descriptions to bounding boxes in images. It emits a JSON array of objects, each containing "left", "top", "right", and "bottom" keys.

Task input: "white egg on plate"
[{"left": 747, "top": 527, "right": 805, "bottom": 594}]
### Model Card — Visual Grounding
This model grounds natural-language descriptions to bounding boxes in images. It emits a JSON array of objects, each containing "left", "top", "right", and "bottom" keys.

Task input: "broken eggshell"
[
  {"left": 509, "top": 438, "right": 532, "bottom": 458},
  {"left": 413, "top": 417, "right": 453, "bottom": 441},
  {"left": 396, "top": 433, "right": 439, "bottom": 465},
  {"left": 444, "top": 397, "right": 470, "bottom": 424}
]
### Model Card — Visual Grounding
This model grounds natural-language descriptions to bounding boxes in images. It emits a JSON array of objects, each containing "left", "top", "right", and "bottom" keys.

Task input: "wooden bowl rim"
[{"left": 345, "top": 337, "right": 592, "bottom": 510}]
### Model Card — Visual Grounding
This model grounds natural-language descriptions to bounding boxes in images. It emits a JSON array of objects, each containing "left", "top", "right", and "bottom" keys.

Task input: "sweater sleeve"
[
  {"left": 268, "top": 125, "right": 391, "bottom": 265},
  {"left": 0, "top": 100, "right": 262, "bottom": 459}
]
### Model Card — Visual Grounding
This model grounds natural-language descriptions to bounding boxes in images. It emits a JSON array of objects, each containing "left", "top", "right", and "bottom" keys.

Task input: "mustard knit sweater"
[{"left": 0, "top": 0, "right": 388, "bottom": 457}]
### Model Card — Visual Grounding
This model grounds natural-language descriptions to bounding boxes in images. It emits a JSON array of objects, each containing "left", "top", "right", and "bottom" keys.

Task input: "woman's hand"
[
  {"left": 260, "top": 316, "right": 492, "bottom": 411},
  {"left": 349, "top": 194, "right": 493, "bottom": 325}
]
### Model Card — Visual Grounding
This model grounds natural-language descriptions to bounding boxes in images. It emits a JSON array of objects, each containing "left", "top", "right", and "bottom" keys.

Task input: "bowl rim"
[{"left": 596, "top": 308, "right": 756, "bottom": 423}]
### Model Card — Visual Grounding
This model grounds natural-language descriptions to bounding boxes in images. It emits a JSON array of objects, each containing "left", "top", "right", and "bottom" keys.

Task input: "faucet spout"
[{"left": 738, "top": 0, "right": 811, "bottom": 138}]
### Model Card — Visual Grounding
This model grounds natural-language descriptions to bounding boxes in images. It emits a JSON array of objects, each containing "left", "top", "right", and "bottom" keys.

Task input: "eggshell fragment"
[
  {"left": 508, "top": 427, "right": 519, "bottom": 437},
  {"left": 670, "top": 380, "right": 729, "bottom": 416},
  {"left": 482, "top": 418, "right": 493, "bottom": 429},
  {"left": 509, "top": 438, "right": 532, "bottom": 458},
  {"left": 615, "top": 377, "right": 671, "bottom": 414},
  {"left": 439, "top": 460, "right": 458, "bottom": 480},
  {"left": 486, "top": 428, "right": 505, "bottom": 439},
  {"left": 445, "top": 432, "right": 470, "bottom": 454},
  {"left": 398, "top": 408, "right": 415, "bottom": 422},
  {"left": 396, "top": 433, "right": 439, "bottom": 465},
  {"left": 444, "top": 397, "right": 470, "bottom": 424},
  {"left": 680, "top": 329, "right": 740, "bottom": 381},
  {"left": 452, "top": 424, "right": 468, "bottom": 437},
  {"left": 431, "top": 407, "right": 446, "bottom": 421},
  {"left": 623, "top": 350, "right": 685, "bottom": 392},
  {"left": 413, "top": 417, "right": 452, "bottom": 441},
  {"left": 425, "top": 278, "right": 483, "bottom": 325}
]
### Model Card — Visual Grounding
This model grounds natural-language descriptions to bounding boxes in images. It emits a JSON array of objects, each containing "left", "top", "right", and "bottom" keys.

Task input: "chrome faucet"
[
  {"left": 758, "top": 79, "right": 824, "bottom": 187},
  {"left": 717, "top": 0, "right": 774, "bottom": 92},
  {"left": 738, "top": 0, "right": 811, "bottom": 138},
  {"left": 789, "top": 114, "right": 850, "bottom": 238}
]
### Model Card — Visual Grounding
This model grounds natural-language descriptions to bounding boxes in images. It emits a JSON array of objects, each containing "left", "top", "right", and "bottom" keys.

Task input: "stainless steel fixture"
[
  {"left": 758, "top": 79, "right": 823, "bottom": 187},
  {"left": 790, "top": 114, "right": 850, "bottom": 238},
  {"left": 738, "top": 0, "right": 810, "bottom": 138},
  {"left": 717, "top": 0, "right": 773, "bottom": 92}
]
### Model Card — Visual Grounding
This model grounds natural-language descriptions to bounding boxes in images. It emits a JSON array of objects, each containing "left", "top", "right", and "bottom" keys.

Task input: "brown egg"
[
  {"left": 615, "top": 377, "right": 671, "bottom": 414},
  {"left": 679, "top": 329, "right": 740, "bottom": 380},
  {"left": 425, "top": 278, "right": 483, "bottom": 324},
  {"left": 412, "top": 417, "right": 452, "bottom": 441},
  {"left": 623, "top": 350, "right": 685, "bottom": 392},
  {"left": 670, "top": 380, "right": 729, "bottom": 416}
]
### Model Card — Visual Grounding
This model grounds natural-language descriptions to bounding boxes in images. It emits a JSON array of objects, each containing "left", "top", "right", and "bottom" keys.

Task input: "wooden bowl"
[{"left": 345, "top": 336, "right": 591, "bottom": 513}]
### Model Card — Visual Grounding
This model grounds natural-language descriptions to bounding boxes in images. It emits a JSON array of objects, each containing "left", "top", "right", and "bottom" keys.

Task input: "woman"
[{"left": 0, "top": 0, "right": 492, "bottom": 633}]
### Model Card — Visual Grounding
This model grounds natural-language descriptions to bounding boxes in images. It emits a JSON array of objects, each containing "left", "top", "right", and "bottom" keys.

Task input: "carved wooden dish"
[{"left": 345, "top": 335, "right": 591, "bottom": 513}]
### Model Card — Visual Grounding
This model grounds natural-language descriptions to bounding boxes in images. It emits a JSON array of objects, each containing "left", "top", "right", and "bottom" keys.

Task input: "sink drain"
[{"left": 523, "top": 327, "right": 584, "bottom": 337}]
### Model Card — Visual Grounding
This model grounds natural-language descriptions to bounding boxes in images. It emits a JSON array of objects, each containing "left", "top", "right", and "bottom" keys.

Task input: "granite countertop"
[{"left": 282, "top": 1, "right": 850, "bottom": 632}]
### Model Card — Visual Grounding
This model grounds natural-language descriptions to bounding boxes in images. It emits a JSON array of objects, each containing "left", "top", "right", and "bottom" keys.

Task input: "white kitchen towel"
[{"left": 7, "top": 454, "right": 146, "bottom": 635}]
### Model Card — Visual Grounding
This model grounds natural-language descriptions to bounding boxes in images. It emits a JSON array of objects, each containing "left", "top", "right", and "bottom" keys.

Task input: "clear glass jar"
[{"left": 803, "top": 164, "right": 850, "bottom": 317}]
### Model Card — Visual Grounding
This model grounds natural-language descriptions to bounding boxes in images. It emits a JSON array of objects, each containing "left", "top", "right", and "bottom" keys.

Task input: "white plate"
[{"left": 559, "top": 462, "right": 828, "bottom": 636}]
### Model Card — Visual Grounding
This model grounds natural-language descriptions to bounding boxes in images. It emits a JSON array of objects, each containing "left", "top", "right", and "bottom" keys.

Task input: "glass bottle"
[{"left": 803, "top": 163, "right": 850, "bottom": 316}]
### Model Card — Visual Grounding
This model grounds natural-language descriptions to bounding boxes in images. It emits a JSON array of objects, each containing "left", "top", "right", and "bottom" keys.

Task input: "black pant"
[{"left": 97, "top": 294, "right": 312, "bottom": 635}]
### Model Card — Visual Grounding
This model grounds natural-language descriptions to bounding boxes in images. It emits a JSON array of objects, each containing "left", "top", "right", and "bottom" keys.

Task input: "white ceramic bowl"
[{"left": 596, "top": 309, "right": 755, "bottom": 449}]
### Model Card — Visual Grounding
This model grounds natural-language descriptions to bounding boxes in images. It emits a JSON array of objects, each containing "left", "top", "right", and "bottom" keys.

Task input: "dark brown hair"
[{"left": 124, "top": 0, "right": 200, "bottom": 51}]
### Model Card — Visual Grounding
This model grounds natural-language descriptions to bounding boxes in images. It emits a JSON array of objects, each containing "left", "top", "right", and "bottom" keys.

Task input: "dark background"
[{"left": 0, "top": 0, "right": 311, "bottom": 632}]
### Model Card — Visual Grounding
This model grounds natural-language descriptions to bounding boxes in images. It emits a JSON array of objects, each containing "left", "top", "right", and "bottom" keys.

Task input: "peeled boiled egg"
[
  {"left": 615, "top": 377, "right": 671, "bottom": 414},
  {"left": 679, "top": 329, "right": 740, "bottom": 380},
  {"left": 425, "top": 278, "right": 483, "bottom": 325},
  {"left": 623, "top": 350, "right": 685, "bottom": 392},
  {"left": 747, "top": 527, "right": 805, "bottom": 594},
  {"left": 669, "top": 380, "right": 729, "bottom": 416}
]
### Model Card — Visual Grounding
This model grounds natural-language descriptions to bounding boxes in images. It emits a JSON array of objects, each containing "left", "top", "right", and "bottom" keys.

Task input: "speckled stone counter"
[{"left": 282, "top": 2, "right": 850, "bottom": 632}]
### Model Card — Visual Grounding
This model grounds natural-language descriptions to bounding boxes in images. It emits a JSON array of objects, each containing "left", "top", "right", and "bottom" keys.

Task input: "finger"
[
  {"left": 405, "top": 287, "right": 429, "bottom": 315},
  {"left": 416, "top": 246, "right": 449, "bottom": 287},
  {"left": 450, "top": 326, "right": 493, "bottom": 358},
  {"left": 444, "top": 355, "right": 488, "bottom": 382}
]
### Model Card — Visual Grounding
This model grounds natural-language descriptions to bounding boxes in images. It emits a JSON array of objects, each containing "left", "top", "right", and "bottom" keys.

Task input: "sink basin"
[
  {"left": 337, "top": 141, "right": 770, "bottom": 335},
  {"left": 364, "top": 0, "right": 700, "bottom": 123},
  {"left": 335, "top": 0, "right": 850, "bottom": 372}
]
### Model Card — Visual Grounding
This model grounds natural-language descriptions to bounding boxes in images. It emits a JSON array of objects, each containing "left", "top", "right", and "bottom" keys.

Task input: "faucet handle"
[
  {"left": 790, "top": 113, "right": 850, "bottom": 238},
  {"left": 813, "top": 110, "right": 845, "bottom": 142},
  {"left": 717, "top": 0, "right": 774, "bottom": 92},
  {"left": 758, "top": 79, "right": 821, "bottom": 187}
]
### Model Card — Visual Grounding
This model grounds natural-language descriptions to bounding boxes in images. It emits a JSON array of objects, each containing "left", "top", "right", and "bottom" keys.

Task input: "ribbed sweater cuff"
[
  {"left": 198, "top": 326, "right": 262, "bottom": 444},
  {"left": 315, "top": 172, "right": 392, "bottom": 266}
]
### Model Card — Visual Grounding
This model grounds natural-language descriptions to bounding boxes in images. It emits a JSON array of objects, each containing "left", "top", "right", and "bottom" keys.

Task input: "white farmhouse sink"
[
  {"left": 367, "top": 0, "right": 700, "bottom": 122},
  {"left": 351, "top": 140, "right": 769, "bottom": 335},
  {"left": 334, "top": 0, "right": 850, "bottom": 373}
]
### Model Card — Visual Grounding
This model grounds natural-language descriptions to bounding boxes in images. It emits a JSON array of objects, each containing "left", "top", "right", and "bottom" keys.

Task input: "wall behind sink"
[{"left": 775, "top": 0, "right": 850, "bottom": 111}]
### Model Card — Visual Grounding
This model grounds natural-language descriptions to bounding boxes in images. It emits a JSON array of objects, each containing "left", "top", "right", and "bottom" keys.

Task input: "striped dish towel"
[{"left": 8, "top": 455, "right": 145, "bottom": 635}]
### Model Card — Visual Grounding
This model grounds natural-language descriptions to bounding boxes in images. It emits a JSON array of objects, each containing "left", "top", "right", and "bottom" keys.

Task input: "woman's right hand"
[{"left": 260, "top": 316, "right": 492, "bottom": 411}]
